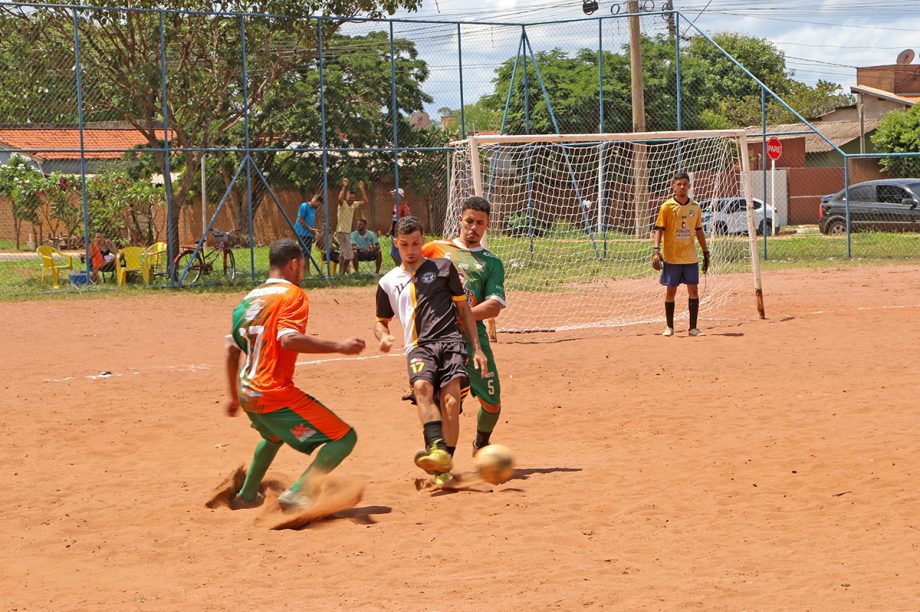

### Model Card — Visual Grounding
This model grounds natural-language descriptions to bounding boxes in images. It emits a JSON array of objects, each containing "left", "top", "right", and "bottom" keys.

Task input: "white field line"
[{"left": 42, "top": 353, "right": 402, "bottom": 383}]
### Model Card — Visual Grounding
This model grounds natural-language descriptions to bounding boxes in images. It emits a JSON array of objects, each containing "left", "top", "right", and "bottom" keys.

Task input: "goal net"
[{"left": 444, "top": 131, "right": 762, "bottom": 333}]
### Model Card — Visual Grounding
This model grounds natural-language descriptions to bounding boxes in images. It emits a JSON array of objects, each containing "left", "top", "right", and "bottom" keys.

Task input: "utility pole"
[
  {"left": 628, "top": 0, "right": 646, "bottom": 132},
  {"left": 663, "top": 0, "right": 676, "bottom": 39},
  {"left": 628, "top": 0, "right": 649, "bottom": 237}
]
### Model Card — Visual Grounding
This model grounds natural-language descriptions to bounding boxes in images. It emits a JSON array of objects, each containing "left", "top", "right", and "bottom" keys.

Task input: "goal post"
[{"left": 447, "top": 130, "right": 765, "bottom": 334}]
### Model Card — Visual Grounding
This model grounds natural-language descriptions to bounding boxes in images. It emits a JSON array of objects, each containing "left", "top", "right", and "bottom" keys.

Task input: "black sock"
[
  {"left": 423, "top": 421, "right": 446, "bottom": 451},
  {"left": 689, "top": 298, "right": 699, "bottom": 329},
  {"left": 665, "top": 301, "right": 675, "bottom": 328},
  {"left": 446, "top": 445, "right": 456, "bottom": 457},
  {"left": 475, "top": 431, "right": 492, "bottom": 448}
]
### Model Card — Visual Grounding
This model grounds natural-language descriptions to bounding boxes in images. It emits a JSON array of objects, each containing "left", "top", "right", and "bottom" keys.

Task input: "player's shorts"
[
  {"left": 242, "top": 388, "right": 352, "bottom": 454},
  {"left": 407, "top": 341, "right": 468, "bottom": 391},
  {"left": 336, "top": 232, "right": 354, "bottom": 259},
  {"left": 660, "top": 262, "right": 700, "bottom": 287},
  {"left": 466, "top": 330, "right": 500, "bottom": 405}
]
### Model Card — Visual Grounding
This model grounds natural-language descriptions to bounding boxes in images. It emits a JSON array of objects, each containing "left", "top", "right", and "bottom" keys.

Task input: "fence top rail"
[
  {"left": 453, "top": 130, "right": 747, "bottom": 146},
  {"left": 0, "top": 0, "right": 673, "bottom": 27}
]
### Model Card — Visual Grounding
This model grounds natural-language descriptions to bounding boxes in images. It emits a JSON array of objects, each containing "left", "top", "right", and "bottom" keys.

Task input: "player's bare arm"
[
  {"left": 471, "top": 298, "right": 504, "bottom": 321},
  {"left": 356, "top": 180, "right": 368, "bottom": 206},
  {"left": 652, "top": 228, "right": 664, "bottom": 270},
  {"left": 224, "top": 344, "right": 242, "bottom": 417},
  {"left": 280, "top": 333, "right": 365, "bottom": 355},
  {"left": 456, "top": 300, "right": 488, "bottom": 375},
  {"left": 696, "top": 227, "right": 710, "bottom": 273},
  {"left": 374, "top": 319, "right": 395, "bottom": 353}
]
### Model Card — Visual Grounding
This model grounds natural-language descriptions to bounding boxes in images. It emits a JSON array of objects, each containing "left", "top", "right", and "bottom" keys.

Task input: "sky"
[{"left": 366, "top": 0, "right": 920, "bottom": 119}]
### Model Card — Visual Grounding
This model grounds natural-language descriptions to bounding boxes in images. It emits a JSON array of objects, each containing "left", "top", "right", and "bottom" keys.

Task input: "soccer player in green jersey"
[{"left": 423, "top": 196, "right": 507, "bottom": 455}]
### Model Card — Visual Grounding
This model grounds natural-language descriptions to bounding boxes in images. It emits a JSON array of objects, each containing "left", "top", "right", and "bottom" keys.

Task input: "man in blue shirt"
[
  {"left": 350, "top": 218, "right": 382, "bottom": 274},
  {"left": 294, "top": 193, "right": 321, "bottom": 255}
]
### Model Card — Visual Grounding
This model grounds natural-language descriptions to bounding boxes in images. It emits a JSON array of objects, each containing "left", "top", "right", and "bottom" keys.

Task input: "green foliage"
[
  {"left": 84, "top": 173, "right": 166, "bottom": 243},
  {"left": 0, "top": 155, "right": 44, "bottom": 226},
  {"left": 871, "top": 105, "right": 920, "bottom": 178},
  {"left": 460, "top": 32, "right": 852, "bottom": 134}
]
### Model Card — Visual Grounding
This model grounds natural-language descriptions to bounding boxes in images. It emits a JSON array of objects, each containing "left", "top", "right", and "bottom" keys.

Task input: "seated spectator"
[
  {"left": 87, "top": 232, "right": 116, "bottom": 283},
  {"left": 351, "top": 219, "right": 382, "bottom": 274}
]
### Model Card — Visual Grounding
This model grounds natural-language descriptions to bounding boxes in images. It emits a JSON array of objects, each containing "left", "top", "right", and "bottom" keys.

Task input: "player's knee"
[
  {"left": 412, "top": 379, "right": 435, "bottom": 399},
  {"left": 441, "top": 393, "right": 460, "bottom": 414}
]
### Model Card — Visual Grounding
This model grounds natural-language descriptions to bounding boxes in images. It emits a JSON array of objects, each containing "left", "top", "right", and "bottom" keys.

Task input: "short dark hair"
[
  {"left": 672, "top": 171, "right": 690, "bottom": 183},
  {"left": 396, "top": 216, "right": 424, "bottom": 237},
  {"left": 461, "top": 196, "right": 491, "bottom": 216},
  {"left": 269, "top": 238, "right": 305, "bottom": 267}
]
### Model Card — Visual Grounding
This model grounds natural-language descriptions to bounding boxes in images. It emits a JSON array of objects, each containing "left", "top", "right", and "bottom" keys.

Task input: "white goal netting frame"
[{"left": 445, "top": 130, "right": 764, "bottom": 334}]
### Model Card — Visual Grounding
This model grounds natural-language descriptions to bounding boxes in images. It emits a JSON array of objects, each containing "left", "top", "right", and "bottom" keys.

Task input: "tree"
[
  {"left": 476, "top": 36, "right": 710, "bottom": 135},
  {"left": 0, "top": 155, "right": 45, "bottom": 248},
  {"left": 218, "top": 29, "right": 437, "bottom": 231},
  {"left": 1, "top": 0, "right": 422, "bottom": 264},
  {"left": 871, "top": 105, "right": 920, "bottom": 178}
]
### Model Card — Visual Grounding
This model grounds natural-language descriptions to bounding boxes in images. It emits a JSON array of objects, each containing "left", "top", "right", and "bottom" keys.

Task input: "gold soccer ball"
[{"left": 475, "top": 444, "right": 514, "bottom": 485}]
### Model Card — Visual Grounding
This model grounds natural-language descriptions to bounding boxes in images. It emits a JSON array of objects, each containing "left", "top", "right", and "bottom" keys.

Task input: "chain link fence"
[{"left": 0, "top": 3, "right": 917, "bottom": 296}]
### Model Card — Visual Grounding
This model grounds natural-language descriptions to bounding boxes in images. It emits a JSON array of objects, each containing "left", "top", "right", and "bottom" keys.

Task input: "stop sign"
[{"left": 767, "top": 137, "right": 783, "bottom": 161}]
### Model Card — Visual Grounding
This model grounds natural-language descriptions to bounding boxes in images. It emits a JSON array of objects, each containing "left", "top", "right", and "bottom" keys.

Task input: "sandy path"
[{"left": 3, "top": 266, "right": 920, "bottom": 610}]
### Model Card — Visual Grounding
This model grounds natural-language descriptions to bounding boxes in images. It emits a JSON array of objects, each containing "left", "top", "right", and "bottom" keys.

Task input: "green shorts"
[
  {"left": 245, "top": 395, "right": 350, "bottom": 455},
  {"left": 465, "top": 330, "right": 500, "bottom": 405}
]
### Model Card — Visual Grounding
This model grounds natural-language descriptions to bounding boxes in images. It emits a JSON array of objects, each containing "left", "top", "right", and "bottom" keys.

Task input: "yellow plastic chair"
[
  {"left": 37, "top": 245, "right": 73, "bottom": 288},
  {"left": 142, "top": 242, "right": 168, "bottom": 284},
  {"left": 117, "top": 246, "right": 144, "bottom": 286}
]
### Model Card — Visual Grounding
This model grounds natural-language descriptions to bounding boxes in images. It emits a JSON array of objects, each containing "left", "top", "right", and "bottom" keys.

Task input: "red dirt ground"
[{"left": 4, "top": 265, "right": 920, "bottom": 610}]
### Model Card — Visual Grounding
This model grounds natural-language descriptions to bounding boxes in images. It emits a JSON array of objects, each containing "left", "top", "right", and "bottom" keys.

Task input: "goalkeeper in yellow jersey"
[
  {"left": 423, "top": 196, "right": 507, "bottom": 455},
  {"left": 652, "top": 172, "right": 710, "bottom": 337}
]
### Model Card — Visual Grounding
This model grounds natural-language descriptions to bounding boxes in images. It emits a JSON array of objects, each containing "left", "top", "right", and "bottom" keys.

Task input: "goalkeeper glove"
[
  {"left": 702, "top": 251, "right": 710, "bottom": 274},
  {"left": 651, "top": 248, "right": 662, "bottom": 271}
]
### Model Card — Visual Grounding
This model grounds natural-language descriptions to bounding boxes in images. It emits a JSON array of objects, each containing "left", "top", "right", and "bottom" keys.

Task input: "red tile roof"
[{"left": 0, "top": 128, "right": 169, "bottom": 160}]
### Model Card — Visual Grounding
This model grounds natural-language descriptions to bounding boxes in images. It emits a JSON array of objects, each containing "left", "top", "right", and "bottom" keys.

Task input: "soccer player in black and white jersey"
[{"left": 374, "top": 216, "right": 487, "bottom": 483}]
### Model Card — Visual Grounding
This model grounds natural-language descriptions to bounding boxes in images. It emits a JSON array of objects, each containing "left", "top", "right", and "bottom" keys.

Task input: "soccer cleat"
[
  {"left": 472, "top": 439, "right": 488, "bottom": 457},
  {"left": 688, "top": 328, "right": 704, "bottom": 337},
  {"left": 230, "top": 492, "right": 264, "bottom": 510},
  {"left": 277, "top": 489, "right": 312, "bottom": 510},
  {"left": 662, "top": 326, "right": 674, "bottom": 337},
  {"left": 414, "top": 446, "right": 452, "bottom": 475},
  {"left": 434, "top": 472, "right": 454, "bottom": 486}
]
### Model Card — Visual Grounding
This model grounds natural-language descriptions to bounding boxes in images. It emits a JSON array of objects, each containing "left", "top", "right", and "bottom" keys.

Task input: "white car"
[{"left": 701, "top": 197, "right": 775, "bottom": 235}]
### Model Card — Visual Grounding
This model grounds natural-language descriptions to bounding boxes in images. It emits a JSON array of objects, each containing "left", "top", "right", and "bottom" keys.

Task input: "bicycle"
[{"left": 173, "top": 228, "right": 239, "bottom": 285}]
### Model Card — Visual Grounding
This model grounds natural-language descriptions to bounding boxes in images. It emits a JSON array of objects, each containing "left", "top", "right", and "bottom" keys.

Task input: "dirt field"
[{"left": 4, "top": 265, "right": 920, "bottom": 610}]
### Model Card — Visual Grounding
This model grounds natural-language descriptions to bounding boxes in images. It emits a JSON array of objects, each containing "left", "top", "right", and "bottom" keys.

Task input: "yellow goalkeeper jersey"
[{"left": 654, "top": 197, "right": 702, "bottom": 264}]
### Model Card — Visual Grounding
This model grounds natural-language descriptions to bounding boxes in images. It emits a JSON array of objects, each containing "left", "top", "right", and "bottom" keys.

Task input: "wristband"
[
  {"left": 652, "top": 247, "right": 660, "bottom": 252},
  {"left": 703, "top": 250, "right": 710, "bottom": 255}
]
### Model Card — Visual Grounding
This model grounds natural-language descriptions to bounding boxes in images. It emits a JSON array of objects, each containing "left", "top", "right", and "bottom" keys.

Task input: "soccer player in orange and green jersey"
[
  {"left": 225, "top": 239, "right": 365, "bottom": 509},
  {"left": 651, "top": 171, "right": 710, "bottom": 337}
]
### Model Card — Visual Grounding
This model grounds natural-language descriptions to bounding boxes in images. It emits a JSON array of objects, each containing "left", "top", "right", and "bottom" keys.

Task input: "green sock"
[
  {"left": 477, "top": 407, "right": 501, "bottom": 433},
  {"left": 239, "top": 438, "right": 282, "bottom": 501},
  {"left": 475, "top": 408, "right": 501, "bottom": 447},
  {"left": 289, "top": 428, "right": 357, "bottom": 493}
]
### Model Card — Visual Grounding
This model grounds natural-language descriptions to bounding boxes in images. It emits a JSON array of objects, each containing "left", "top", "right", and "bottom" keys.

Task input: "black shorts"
[
  {"left": 407, "top": 341, "right": 468, "bottom": 390},
  {"left": 356, "top": 249, "right": 379, "bottom": 261}
]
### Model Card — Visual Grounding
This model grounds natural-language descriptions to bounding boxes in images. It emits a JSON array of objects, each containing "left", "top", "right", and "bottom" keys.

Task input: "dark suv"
[{"left": 819, "top": 179, "right": 920, "bottom": 234}]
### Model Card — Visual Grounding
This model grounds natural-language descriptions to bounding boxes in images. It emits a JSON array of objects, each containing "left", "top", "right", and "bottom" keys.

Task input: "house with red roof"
[{"left": 0, "top": 122, "right": 168, "bottom": 174}]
